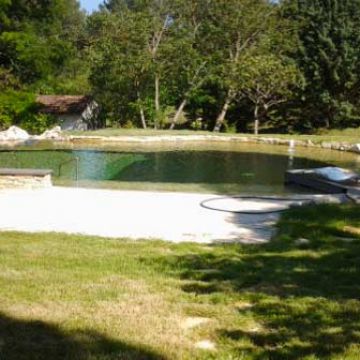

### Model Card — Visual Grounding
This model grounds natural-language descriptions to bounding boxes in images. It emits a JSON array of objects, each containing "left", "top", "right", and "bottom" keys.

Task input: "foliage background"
[{"left": 1, "top": 0, "right": 360, "bottom": 133}]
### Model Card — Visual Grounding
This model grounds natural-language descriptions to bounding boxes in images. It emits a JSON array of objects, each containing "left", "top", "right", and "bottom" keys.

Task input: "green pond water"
[{"left": 0, "top": 141, "right": 359, "bottom": 194}]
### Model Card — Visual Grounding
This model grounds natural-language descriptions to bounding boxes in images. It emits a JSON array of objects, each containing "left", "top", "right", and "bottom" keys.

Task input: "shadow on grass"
[
  {"left": 159, "top": 204, "right": 360, "bottom": 359},
  {"left": 0, "top": 312, "right": 166, "bottom": 360}
]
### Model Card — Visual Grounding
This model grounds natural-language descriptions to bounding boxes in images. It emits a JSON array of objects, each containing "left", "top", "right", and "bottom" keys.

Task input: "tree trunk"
[
  {"left": 155, "top": 75, "right": 160, "bottom": 112},
  {"left": 324, "top": 117, "right": 330, "bottom": 129},
  {"left": 170, "top": 99, "right": 187, "bottom": 130},
  {"left": 140, "top": 106, "right": 147, "bottom": 129},
  {"left": 213, "top": 95, "right": 232, "bottom": 132},
  {"left": 254, "top": 103, "right": 259, "bottom": 135},
  {"left": 154, "top": 74, "right": 160, "bottom": 129},
  {"left": 137, "top": 90, "right": 147, "bottom": 129},
  {"left": 155, "top": 74, "right": 160, "bottom": 111}
]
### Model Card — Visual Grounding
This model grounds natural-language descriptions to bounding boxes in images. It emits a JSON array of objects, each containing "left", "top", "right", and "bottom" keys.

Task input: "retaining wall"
[{"left": 0, "top": 169, "right": 53, "bottom": 189}]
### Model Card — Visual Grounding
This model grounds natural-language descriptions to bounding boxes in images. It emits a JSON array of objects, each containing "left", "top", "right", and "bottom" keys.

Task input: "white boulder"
[
  {"left": 350, "top": 144, "right": 360, "bottom": 154},
  {"left": 39, "top": 126, "right": 62, "bottom": 139},
  {"left": 295, "top": 238, "right": 310, "bottom": 245},
  {"left": 0, "top": 126, "right": 30, "bottom": 141}
]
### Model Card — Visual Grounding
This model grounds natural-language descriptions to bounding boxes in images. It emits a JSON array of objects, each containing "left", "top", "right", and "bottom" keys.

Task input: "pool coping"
[{"left": 0, "top": 168, "right": 53, "bottom": 176}]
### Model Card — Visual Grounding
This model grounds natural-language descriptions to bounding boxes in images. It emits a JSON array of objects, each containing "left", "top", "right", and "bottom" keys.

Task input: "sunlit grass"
[
  {"left": 66, "top": 127, "right": 360, "bottom": 145},
  {"left": 0, "top": 204, "right": 360, "bottom": 359},
  {"left": 66, "top": 128, "right": 212, "bottom": 137}
]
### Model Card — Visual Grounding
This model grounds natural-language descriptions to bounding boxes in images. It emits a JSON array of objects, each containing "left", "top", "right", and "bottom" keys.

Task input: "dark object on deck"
[{"left": 285, "top": 167, "right": 360, "bottom": 195}]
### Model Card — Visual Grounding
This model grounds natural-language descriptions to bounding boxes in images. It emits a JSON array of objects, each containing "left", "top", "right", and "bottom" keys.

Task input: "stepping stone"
[
  {"left": 181, "top": 317, "right": 211, "bottom": 330},
  {"left": 195, "top": 340, "right": 216, "bottom": 351}
]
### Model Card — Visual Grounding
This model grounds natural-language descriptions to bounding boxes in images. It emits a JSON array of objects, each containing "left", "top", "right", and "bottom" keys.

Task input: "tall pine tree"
[{"left": 287, "top": 0, "right": 360, "bottom": 128}]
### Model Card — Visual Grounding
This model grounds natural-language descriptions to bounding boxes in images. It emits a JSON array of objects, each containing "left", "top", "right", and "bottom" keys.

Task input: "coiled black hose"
[{"left": 200, "top": 195, "right": 316, "bottom": 214}]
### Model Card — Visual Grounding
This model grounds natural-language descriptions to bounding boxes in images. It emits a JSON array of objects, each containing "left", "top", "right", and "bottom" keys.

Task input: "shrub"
[
  {"left": 19, "top": 113, "right": 56, "bottom": 134},
  {"left": 0, "top": 90, "right": 56, "bottom": 134},
  {"left": 0, "top": 90, "right": 35, "bottom": 130}
]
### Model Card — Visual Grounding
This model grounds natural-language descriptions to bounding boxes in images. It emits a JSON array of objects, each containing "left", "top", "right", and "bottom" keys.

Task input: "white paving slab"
[{"left": 0, "top": 187, "right": 282, "bottom": 243}]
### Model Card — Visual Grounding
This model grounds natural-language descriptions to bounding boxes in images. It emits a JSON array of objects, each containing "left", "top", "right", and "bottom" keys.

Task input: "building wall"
[
  {"left": 81, "top": 101, "right": 100, "bottom": 129},
  {"left": 57, "top": 114, "right": 88, "bottom": 131},
  {"left": 56, "top": 101, "right": 99, "bottom": 130}
]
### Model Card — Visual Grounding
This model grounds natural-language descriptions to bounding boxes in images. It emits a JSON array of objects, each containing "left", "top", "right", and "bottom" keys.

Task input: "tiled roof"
[{"left": 36, "top": 95, "right": 90, "bottom": 114}]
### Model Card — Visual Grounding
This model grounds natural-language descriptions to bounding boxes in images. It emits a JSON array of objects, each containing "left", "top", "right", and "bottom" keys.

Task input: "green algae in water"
[{"left": 0, "top": 150, "right": 147, "bottom": 181}]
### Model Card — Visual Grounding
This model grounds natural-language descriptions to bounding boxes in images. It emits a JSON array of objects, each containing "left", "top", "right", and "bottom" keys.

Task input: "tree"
[
  {"left": 284, "top": 0, "right": 360, "bottom": 128},
  {"left": 168, "top": 0, "right": 210, "bottom": 129},
  {"left": 97, "top": 0, "right": 178, "bottom": 128},
  {"left": 88, "top": 8, "right": 155, "bottom": 128},
  {"left": 0, "top": 0, "right": 88, "bottom": 131},
  {"left": 92, "top": 0, "right": 211, "bottom": 129},
  {"left": 200, "top": 0, "right": 276, "bottom": 132},
  {"left": 238, "top": 55, "right": 302, "bottom": 134},
  {"left": 0, "top": 0, "right": 86, "bottom": 89}
]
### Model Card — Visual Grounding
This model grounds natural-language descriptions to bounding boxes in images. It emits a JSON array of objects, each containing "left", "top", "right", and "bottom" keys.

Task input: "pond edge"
[
  {"left": 62, "top": 135, "right": 360, "bottom": 154},
  {"left": 1, "top": 134, "right": 360, "bottom": 155}
]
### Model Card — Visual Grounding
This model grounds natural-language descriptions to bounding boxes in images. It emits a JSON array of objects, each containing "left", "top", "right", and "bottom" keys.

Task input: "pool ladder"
[{"left": 58, "top": 157, "right": 80, "bottom": 186}]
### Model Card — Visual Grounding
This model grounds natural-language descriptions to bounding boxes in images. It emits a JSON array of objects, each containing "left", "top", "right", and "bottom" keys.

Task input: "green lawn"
[
  {"left": 1, "top": 204, "right": 360, "bottom": 359},
  {"left": 66, "top": 128, "right": 212, "bottom": 137},
  {"left": 66, "top": 127, "right": 360, "bottom": 145}
]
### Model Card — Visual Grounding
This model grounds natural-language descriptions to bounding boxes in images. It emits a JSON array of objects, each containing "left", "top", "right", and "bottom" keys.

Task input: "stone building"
[{"left": 36, "top": 95, "right": 99, "bottom": 130}]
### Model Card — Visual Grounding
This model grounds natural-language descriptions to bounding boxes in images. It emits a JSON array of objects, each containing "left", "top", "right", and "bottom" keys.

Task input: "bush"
[
  {"left": 190, "top": 118, "right": 203, "bottom": 130},
  {"left": 0, "top": 113, "right": 12, "bottom": 130},
  {"left": 0, "top": 91, "right": 35, "bottom": 130},
  {"left": 154, "top": 106, "right": 176, "bottom": 129},
  {"left": 122, "top": 120, "right": 135, "bottom": 129},
  {"left": 19, "top": 113, "right": 56, "bottom": 134},
  {"left": 0, "top": 90, "right": 56, "bottom": 134}
]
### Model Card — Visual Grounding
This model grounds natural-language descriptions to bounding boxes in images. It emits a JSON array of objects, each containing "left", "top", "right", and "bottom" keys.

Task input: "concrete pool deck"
[{"left": 0, "top": 187, "right": 346, "bottom": 243}]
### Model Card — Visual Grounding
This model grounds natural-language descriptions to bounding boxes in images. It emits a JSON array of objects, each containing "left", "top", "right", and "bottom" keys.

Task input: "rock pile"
[
  {"left": 0, "top": 125, "right": 64, "bottom": 142},
  {"left": 38, "top": 126, "right": 62, "bottom": 140},
  {"left": 0, "top": 126, "right": 30, "bottom": 141}
]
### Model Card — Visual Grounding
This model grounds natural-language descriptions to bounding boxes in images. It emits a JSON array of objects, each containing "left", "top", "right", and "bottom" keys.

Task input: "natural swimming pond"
[{"left": 0, "top": 142, "right": 359, "bottom": 194}]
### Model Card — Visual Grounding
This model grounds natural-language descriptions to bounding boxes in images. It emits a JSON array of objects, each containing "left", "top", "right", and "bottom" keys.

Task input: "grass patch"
[
  {"left": 66, "top": 129, "right": 212, "bottom": 137},
  {"left": 0, "top": 204, "right": 360, "bottom": 359},
  {"left": 66, "top": 127, "right": 360, "bottom": 145}
]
